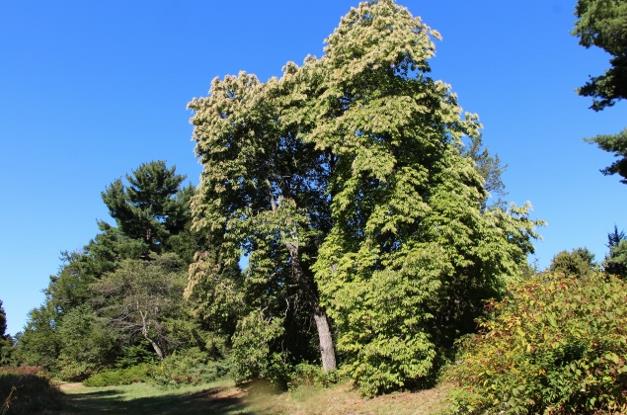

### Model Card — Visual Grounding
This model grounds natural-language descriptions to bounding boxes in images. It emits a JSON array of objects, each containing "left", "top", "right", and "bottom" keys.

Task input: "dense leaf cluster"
[{"left": 448, "top": 273, "right": 627, "bottom": 415}]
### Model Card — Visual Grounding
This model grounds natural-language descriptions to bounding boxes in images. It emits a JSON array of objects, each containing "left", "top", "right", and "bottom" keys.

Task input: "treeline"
[
  {"left": 1, "top": 0, "right": 626, "bottom": 414},
  {"left": 2, "top": 161, "right": 221, "bottom": 384}
]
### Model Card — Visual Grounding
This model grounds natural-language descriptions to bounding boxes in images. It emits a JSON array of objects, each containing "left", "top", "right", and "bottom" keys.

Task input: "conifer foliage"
[{"left": 188, "top": 0, "right": 537, "bottom": 395}]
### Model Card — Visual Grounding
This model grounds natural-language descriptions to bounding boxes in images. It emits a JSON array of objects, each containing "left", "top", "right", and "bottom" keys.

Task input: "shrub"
[
  {"left": 0, "top": 367, "right": 62, "bottom": 415},
  {"left": 149, "top": 347, "right": 227, "bottom": 387},
  {"left": 447, "top": 273, "right": 627, "bottom": 414},
  {"left": 83, "top": 363, "right": 152, "bottom": 387},
  {"left": 288, "top": 363, "right": 339, "bottom": 389}
]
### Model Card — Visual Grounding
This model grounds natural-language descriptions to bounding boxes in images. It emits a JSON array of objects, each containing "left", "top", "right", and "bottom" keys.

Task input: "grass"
[{"left": 56, "top": 379, "right": 452, "bottom": 415}]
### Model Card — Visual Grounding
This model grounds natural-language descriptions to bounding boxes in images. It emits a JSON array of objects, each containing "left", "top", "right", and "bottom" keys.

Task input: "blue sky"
[{"left": 0, "top": 0, "right": 625, "bottom": 335}]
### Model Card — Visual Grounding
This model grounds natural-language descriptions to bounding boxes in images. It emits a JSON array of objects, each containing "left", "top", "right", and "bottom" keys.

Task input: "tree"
[
  {"left": 607, "top": 224, "right": 626, "bottom": 248},
  {"left": 0, "top": 299, "right": 12, "bottom": 365},
  {"left": 573, "top": 0, "right": 627, "bottom": 110},
  {"left": 92, "top": 254, "right": 190, "bottom": 360},
  {"left": 14, "top": 305, "right": 61, "bottom": 371},
  {"left": 605, "top": 240, "right": 627, "bottom": 277},
  {"left": 573, "top": 0, "right": 627, "bottom": 183},
  {"left": 586, "top": 129, "right": 627, "bottom": 184},
  {"left": 549, "top": 247, "right": 597, "bottom": 277},
  {"left": 188, "top": 72, "right": 339, "bottom": 375},
  {"left": 57, "top": 305, "right": 118, "bottom": 380},
  {"left": 101, "top": 161, "right": 193, "bottom": 253},
  {"left": 188, "top": 0, "right": 538, "bottom": 394},
  {"left": 0, "top": 300, "right": 6, "bottom": 340},
  {"left": 604, "top": 226, "right": 627, "bottom": 277}
]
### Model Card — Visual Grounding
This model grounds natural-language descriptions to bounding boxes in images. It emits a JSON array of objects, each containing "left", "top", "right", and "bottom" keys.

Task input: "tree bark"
[
  {"left": 313, "top": 310, "right": 337, "bottom": 372},
  {"left": 286, "top": 241, "right": 337, "bottom": 372}
]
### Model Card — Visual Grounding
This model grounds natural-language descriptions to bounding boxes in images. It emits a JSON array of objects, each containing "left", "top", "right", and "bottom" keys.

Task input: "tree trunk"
[
  {"left": 146, "top": 336, "right": 164, "bottom": 360},
  {"left": 314, "top": 311, "right": 337, "bottom": 372},
  {"left": 286, "top": 241, "right": 337, "bottom": 372}
]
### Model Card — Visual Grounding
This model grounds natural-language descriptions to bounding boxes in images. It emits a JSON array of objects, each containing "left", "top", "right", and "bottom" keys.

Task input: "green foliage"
[
  {"left": 549, "top": 247, "right": 597, "bottom": 277},
  {"left": 587, "top": 129, "right": 627, "bottom": 184},
  {"left": 101, "top": 161, "right": 192, "bottom": 253},
  {"left": 83, "top": 364, "right": 152, "bottom": 387},
  {"left": 14, "top": 306, "right": 60, "bottom": 372},
  {"left": 573, "top": 0, "right": 627, "bottom": 183},
  {"left": 0, "top": 300, "right": 12, "bottom": 366},
  {"left": 187, "top": 0, "right": 538, "bottom": 395},
  {"left": 448, "top": 273, "right": 627, "bottom": 415},
  {"left": 57, "top": 306, "right": 118, "bottom": 380},
  {"left": 0, "top": 367, "right": 62, "bottom": 415},
  {"left": 92, "top": 254, "right": 190, "bottom": 360},
  {"left": 228, "top": 311, "right": 287, "bottom": 385},
  {"left": 605, "top": 239, "right": 627, "bottom": 278},
  {"left": 0, "top": 300, "right": 6, "bottom": 340},
  {"left": 149, "top": 348, "right": 227, "bottom": 387},
  {"left": 288, "top": 363, "right": 339, "bottom": 389},
  {"left": 573, "top": 0, "right": 627, "bottom": 110}
]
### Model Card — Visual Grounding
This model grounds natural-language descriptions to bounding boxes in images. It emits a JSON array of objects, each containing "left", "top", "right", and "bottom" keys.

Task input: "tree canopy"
[
  {"left": 187, "top": 0, "right": 538, "bottom": 395},
  {"left": 573, "top": 0, "right": 627, "bottom": 184}
]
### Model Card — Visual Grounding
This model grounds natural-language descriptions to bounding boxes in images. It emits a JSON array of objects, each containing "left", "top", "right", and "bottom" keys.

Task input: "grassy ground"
[{"left": 57, "top": 379, "right": 452, "bottom": 415}]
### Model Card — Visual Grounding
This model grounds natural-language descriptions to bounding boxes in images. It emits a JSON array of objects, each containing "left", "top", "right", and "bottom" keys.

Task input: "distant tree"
[
  {"left": 607, "top": 224, "right": 625, "bottom": 248},
  {"left": 573, "top": 0, "right": 627, "bottom": 183},
  {"left": 0, "top": 300, "right": 6, "bottom": 340},
  {"left": 604, "top": 226, "right": 627, "bottom": 277},
  {"left": 15, "top": 305, "right": 61, "bottom": 371},
  {"left": 101, "top": 161, "right": 193, "bottom": 253},
  {"left": 92, "top": 254, "right": 189, "bottom": 360},
  {"left": 549, "top": 247, "right": 597, "bottom": 277},
  {"left": 0, "top": 300, "right": 12, "bottom": 365}
]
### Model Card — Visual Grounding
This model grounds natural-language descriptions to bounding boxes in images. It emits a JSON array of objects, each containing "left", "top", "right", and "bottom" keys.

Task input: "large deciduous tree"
[
  {"left": 188, "top": 0, "right": 537, "bottom": 394},
  {"left": 573, "top": 0, "right": 627, "bottom": 183}
]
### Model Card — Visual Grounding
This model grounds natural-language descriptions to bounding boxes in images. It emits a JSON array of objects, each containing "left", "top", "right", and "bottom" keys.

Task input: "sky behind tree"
[{"left": 1, "top": 0, "right": 625, "bottom": 335}]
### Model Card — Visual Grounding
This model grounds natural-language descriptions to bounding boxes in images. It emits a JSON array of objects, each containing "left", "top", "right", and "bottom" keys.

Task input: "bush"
[
  {"left": 0, "top": 367, "right": 62, "bottom": 415},
  {"left": 149, "top": 347, "right": 227, "bottom": 387},
  {"left": 447, "top": 273, "right": 627, "bottom": 415},
  {"left": 288, "top": 363, "right": 339, "bottom": 389},
  {"left": 83, "top": 363, "right": 152, "bottom": 387}
]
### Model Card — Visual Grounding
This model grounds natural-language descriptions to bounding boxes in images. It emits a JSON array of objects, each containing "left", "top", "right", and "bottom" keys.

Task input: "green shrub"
[
  {"left": 149, "top": 347, "right": 227, "bottom": 387},
  {"left": 288, "top": 363, "right": 339, "bottom": 389},
  {"left": 228, "top": 311, "right": 288, "bottom": 386},
  {"left": 0, "top": 367, "right": 62, "bottom": 415},
  {"left": 447, "top": 273, "right": 627, "bottom": 414},
  {"left": 83, "top": 363, "right": 152, "bottom": 387}
]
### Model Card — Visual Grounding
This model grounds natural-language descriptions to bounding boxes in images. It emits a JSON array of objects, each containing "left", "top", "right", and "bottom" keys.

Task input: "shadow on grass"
[{"left": 63, "top": 386, "right": 254, "bottom": 415}]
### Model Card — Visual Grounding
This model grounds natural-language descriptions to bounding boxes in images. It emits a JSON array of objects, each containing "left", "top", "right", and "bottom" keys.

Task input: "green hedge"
[{"left": 448, "top": 273, "right": 627, "bottom": 414}]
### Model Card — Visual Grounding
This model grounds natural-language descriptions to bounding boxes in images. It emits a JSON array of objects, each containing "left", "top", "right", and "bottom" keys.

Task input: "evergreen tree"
[
  {"left": 0, "top": 300, "right": 6, "bottom": 339},
  {"left": 102, "top": 161, "right": 193, "bottom": 252},
  {"left": 573, "top": 0, "right": 627, "bottom": 183}
]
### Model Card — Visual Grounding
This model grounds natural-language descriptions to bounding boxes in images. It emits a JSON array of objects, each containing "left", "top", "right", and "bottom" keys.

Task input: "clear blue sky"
[{"left": 1, "top": 0, "right": 625, "bottom": 335}]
